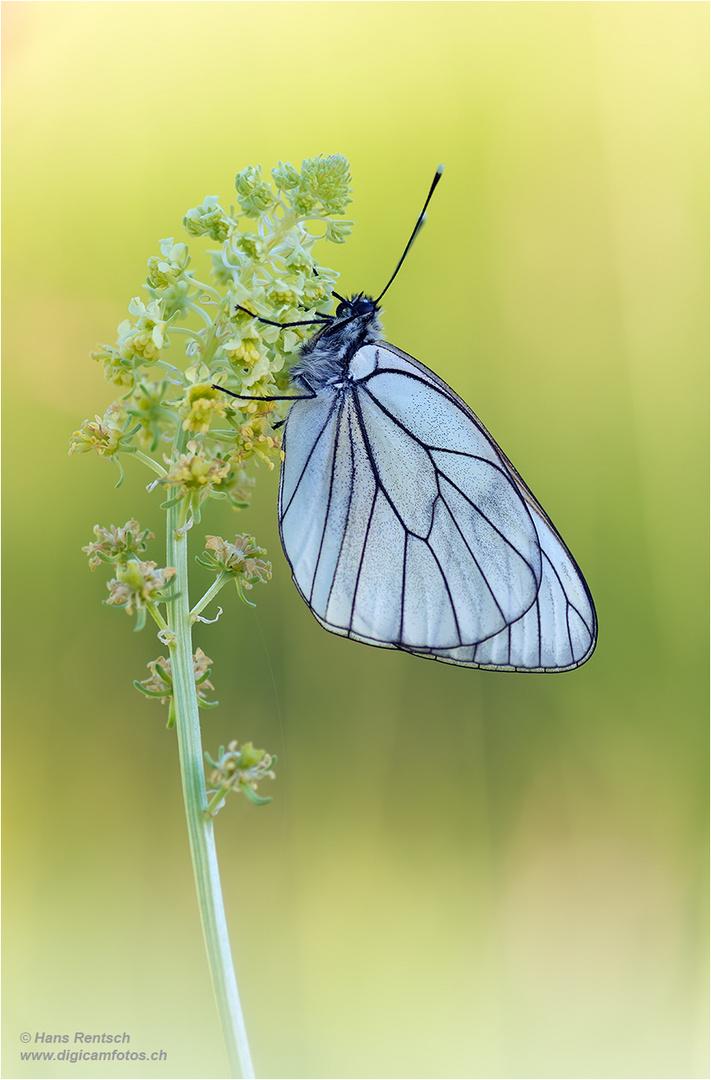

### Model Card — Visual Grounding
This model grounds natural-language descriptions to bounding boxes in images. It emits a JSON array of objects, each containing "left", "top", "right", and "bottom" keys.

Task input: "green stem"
[
  {"left": 147, "top": 603, "right": 169, "bottom": 633},
  {"left": 201, "top": 298, "right": 230, "bottom": 369},
  {"left": 185, "top": 300, "right": 216, "bottom": 327},
  {"left": 166, "top": 502, "right": 255, "bottom": 1079},
  {"left": 205, "top": 786, "right": 229, "bottom": 819},
  {"left": 191, "top": 571, "right": 230, "bottom": 620},
  {"left": 169, "top": 324, "right": 207, "bottom": 340},
  {"left": 134, "top": 450, "right": 167, "bottom": 478},
  {"left": 187, "top": 275, "right": 223, "bottom": 301}
]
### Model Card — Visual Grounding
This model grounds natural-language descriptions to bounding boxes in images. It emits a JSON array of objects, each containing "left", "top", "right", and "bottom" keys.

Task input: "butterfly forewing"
[{"left": 279, "top": 338, "right": 596, "bottom": 670}]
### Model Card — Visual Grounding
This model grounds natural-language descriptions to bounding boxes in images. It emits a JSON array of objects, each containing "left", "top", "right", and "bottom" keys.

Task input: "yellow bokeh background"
[{"left": 3, "top": 3, "right": 707, "bottom": 1078}]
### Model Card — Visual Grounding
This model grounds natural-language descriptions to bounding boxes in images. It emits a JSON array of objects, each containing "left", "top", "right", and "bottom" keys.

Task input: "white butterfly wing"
[
  {"left": 410, "top": 504, "right": 597, "bottom": 671},
  {"left": 278, "top": 342, "right": 597, "bottom": 672}
]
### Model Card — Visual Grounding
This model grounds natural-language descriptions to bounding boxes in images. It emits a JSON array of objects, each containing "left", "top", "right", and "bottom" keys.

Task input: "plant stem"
[
  {"left": 166, "top": 501, "right": 255, "bottom": 1079},
  {"left": 201, "top": 297, "right": 229, "bottom": 369},
  {"left": 191, "top": 571, "right": 230, "bottom": 620},
  {"left": 205, "top": 786, "right": 230, "bottom": 819},
  {"left": 134, "top": 450, "right": 167, "bottom": 477},
  {"left": 147, "top": 603, "right": 170, "bottom": 633}
]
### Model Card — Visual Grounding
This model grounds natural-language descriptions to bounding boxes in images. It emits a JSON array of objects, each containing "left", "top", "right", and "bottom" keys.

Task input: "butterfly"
[{"left": 218, "top": 168, "right": 597, "bottom": 672}]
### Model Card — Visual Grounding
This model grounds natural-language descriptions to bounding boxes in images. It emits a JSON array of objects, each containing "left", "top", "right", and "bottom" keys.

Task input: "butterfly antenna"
[
  {"left": 233, "top": 303, "right": 331, "bottom": 329},
  {"left": 374, "top": 164, "right": 444, "bottom": 304}
]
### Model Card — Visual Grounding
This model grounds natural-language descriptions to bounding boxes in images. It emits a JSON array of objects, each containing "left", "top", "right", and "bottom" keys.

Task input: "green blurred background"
[{"left": 2, "top": 3, "right": 708, "bottom": 1078}]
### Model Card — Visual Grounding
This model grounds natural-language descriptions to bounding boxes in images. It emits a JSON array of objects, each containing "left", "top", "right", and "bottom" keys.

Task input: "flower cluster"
[
  {"left": 204, "top": 740, "right": 277, "bottom": 814},
  {"left": 160, "top": 440, "right": 231, "bottom": 524},
  {"left": 71, "top": 154, "right": 351, "bottom": 516},
  {"left": 197, "top": 534, "right": 272, "bottom": 606},
  {"left": 73, "top": 156, "right": 340, "bottom": 820},
  {"left": 83, "top": 518, "right": 176, "bottom": 632},
  {"left": 83, "top": 519, "right": 154, "bottom": 570},
  {"left": 105, "top": 560, "right": 177, "bottom": 631},
  {"left": 69, "top": 403, "right": 131, "bottom": 458},
  {"left": 135, "top": 648, "right": 217, "bottom": 727},
  {"left": 181, "top": 383, "right": 228, "bottom": 434}
]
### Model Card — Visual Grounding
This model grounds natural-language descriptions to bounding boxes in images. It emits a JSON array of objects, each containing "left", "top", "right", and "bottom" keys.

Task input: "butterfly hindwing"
[{"left": 410, "top": 500, "right": 597, "bottom": 671}]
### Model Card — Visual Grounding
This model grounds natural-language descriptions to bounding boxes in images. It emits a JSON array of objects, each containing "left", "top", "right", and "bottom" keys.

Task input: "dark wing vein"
[
  {"left": 324, "top": 407, "right": 357, "bottom": 619},
  {"left": 350, "top": 388, "right": 416, "bottom": 536},
  {"left": 536, "top": 595, "right": 542, "bottom": 668},
  {"left": 399, "top": 534, "right": 408, "bottom": 645},
  {"left": 437, "top": 490, "right": 508, "bottom": 626},
  {"left": 281, "top": 395, "right": 339, "bottom": 519},
  {"left": 308, "top": 397, "right": 345, "bottom": 605},
  {"left": 360, "top": 383, "right": 540, "bottom": 575},
  {"left": 423, "top": 504, "right": 463, "bottom": 646},
  {"left": 347, "top": 476, "right": 379, "bottom": 635},
  {"left": 360, "top": 365, "right": 463, "bottom": 408},
  {"left": 360, "top": 382, "right": 530, "bottom": 480},
  {"left": 541, "top": 548, "right": 594, "bottom": 638}
]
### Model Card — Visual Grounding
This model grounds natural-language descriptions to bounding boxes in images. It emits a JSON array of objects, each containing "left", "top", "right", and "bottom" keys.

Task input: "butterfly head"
[{"left": 334, "top": 293, "right": 379, "bottom": 319}]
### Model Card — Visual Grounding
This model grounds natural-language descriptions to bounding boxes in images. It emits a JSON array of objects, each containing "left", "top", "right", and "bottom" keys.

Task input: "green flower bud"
[
  {"left": 92, "top": 343, "right": 135, "bottom": 387},
  {"left": 292, "top": 154, "right": 352, "bottom": 216},
  {"left": 325, "top": 218, "right": 353, "bottom": 244},
  {"left": 147, "top": 237, "right": 190, "bottom": 288},
  {"left": 211, "top": 251, "right": 238, "bottom": 288},
  {"left": 181, "top": 383, "right": 227, "bottom": 434},
  {"left": 127, "top": 380, "right": 175, "bottom": 451},
  {"left": 234, "top": 165, "right": 279, "bottom": 218},
  {"left": 266, "top": 280, "right": 300, "bottom": 309},
  {"left": 271, "top": 160, "right": 300, "bottom": 192},
  {"left": 162, "top": 441, "right": 231, "bottom": 497},
  {"left": 301, "top": 280, "right": 331, "bottom": 307},
  {"left": 119, "top": 299, "right": 167, "bottom": 364},
  {"left": 183, "top": 196, "right": 232, "bottom": 242},
  {"left": 157, "top": 278, "right": 193, "bottom": 322},
  {"left": 236, "top": 233, "right": 266, "bottom": 260}
]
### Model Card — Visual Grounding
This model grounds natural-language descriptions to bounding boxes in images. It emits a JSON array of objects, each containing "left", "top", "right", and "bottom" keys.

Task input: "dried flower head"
[
  {"left": 135, "top": 648, "right": 217, "bottom": 725},
  {"left": 83, "top": 519, "right": 154, "bottom": 570},
  {"left": 197, "top": 535, "right": 272, "bottom": 605},
  {"left": 205, "top": 740, "right": 277, "bottom": 813},
  {"left": 105, "top": 560, "right": 176, "bottom": 631}
]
